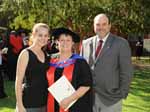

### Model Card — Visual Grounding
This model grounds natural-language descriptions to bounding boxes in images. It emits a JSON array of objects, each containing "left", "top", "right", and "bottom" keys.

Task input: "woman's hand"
[
  {"left": 59, "top": 97, "right": 72, "bottom": 110},
  {"left": 59, "top": 86, "right": 90, "bottom": 110},
  {"left": 16, "top": 105, "right": 26, "bottom": 112}
]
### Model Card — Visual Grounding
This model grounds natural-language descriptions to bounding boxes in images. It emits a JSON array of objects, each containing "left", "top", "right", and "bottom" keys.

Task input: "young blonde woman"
[{"left": 15, "top": 23, "right": 49, "bottom": 112}]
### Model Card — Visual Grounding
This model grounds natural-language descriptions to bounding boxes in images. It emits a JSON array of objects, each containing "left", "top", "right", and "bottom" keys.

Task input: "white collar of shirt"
[{"left": 96, "top": 32, "right": 110, "bottom": 48}]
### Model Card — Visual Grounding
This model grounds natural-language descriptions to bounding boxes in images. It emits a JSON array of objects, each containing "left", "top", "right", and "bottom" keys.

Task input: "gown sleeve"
[{"left": 75, "top": 59, "right": 93, "bottom": 87}]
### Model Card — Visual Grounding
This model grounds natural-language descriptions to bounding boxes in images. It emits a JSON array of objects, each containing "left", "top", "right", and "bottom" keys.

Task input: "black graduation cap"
[{"left": 51, "top": 27, "right": 80, "bottom": 43}]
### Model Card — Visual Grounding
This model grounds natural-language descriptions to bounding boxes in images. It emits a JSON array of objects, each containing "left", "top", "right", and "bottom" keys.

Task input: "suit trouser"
[{"left": 93, "top": 93, "right": 122, "bottom": 112}]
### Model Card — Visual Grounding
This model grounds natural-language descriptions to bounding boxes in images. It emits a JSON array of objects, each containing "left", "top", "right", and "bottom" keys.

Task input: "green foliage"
[{"left": 0, "top": 0, "right": 150, "bottom": 37}]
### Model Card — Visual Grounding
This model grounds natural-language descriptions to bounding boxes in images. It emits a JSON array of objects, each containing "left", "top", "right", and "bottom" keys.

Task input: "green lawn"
[
  {"left": 0, "top": 81, "right": 16, "bottom": 112},
  {"left": 123, "top": 68, "right": 150, "bottom": 112},
  {"left": 0, "top": 68, "right": 150, "bottom": 112}
]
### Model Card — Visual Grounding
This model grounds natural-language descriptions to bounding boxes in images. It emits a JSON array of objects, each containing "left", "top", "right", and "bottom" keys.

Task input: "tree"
[{"left": 0, "top": 0, "right": 150, "bottom": 38}]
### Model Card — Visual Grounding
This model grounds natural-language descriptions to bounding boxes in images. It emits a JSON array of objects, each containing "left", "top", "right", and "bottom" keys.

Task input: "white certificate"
[{"left": 48, "top": 75, "right": 76, "bottom": 110}]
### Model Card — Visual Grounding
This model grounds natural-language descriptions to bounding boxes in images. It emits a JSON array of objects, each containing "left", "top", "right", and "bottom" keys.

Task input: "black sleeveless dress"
[{"left": 23, "top": 49, "right": 49, "bottom": 108}]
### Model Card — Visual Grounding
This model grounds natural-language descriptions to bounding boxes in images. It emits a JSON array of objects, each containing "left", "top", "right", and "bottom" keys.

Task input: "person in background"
[
  {"left": 80, "top": 13, "right": 133, "bottom": 112},
  {"left": 15, "top": 23, "right": 49, "bottom": 112},
  {"left": 0, "top": 32, "right": 8, "bottom": 80},
  {"left": 7, "top": 31, "right": 23, "bottom": 81},
  {"left": 135, "top": 37, "right": 143, "bottom": 60},
  {"left": 0, "top": 48, "right": 7, "bottom": 99},
  {"left": 47, "top": 28, "right": 93, "bottom": 112},
  {"left": 19, "top": 29, "right": 29, "bottom": 49}
]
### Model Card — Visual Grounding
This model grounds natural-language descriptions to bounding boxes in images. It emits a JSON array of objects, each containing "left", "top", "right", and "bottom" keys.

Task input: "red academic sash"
[{"left": 47, "top": 59, "right": 75, "bottom": 112}]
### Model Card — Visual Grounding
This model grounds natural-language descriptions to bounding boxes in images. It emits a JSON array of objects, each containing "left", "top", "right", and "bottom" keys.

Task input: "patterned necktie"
[{"left": 95, "top": 40, "right": 103, "bottom": 58}]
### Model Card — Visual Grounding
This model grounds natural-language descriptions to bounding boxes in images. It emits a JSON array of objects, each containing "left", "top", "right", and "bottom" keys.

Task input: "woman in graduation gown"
[{"left": 47, "top": 28, "right": 93, "bottom": 112}]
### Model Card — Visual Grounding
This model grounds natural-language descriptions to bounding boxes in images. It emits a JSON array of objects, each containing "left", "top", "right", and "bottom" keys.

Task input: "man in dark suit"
[{"left": 80, "top": 13, "right": 133, "bottom": 112}]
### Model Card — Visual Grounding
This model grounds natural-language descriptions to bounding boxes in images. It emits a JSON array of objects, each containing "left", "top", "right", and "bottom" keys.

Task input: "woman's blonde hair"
[
  {"left": 29, "top": 23, "right": 49, "bottom": 45},
  {"left": 32, "top": 23, "right": 49, "bottom": 34}
]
